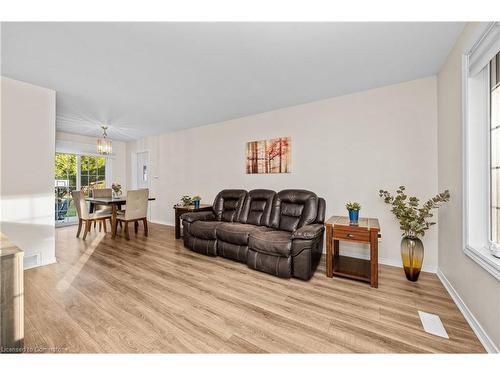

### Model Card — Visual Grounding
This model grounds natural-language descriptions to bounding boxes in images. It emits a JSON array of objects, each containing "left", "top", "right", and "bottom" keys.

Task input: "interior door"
[{"left": 136, "top": 151, "right": 149, "bottom": 189}]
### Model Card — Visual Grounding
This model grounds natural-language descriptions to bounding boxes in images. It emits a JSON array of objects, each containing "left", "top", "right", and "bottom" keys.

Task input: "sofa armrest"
[
  {"left": 180, "top": 211, "right": 215, "bottom": 223},
  {"left": 292, "top": 223, "right": 324, "bottom": 240}
]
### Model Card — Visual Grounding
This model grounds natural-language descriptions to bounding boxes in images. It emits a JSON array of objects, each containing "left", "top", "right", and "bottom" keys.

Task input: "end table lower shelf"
[{"left": 332, "top": 254, "right": 371, "bottom": 283}]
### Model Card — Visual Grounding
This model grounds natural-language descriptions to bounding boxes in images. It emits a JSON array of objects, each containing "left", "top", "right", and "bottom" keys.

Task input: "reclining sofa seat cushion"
[
  {"left": 247, "top": 230, "right": 293, "bottom": 256},
  {"left": 216, "top": 222, "right": 271, "bottom": 246},
  {"left": 216, "top": 189, "right": 276, "bottom": 246},
  {"left": 216, "top": 189, "right": 276, "bottom": 262}
]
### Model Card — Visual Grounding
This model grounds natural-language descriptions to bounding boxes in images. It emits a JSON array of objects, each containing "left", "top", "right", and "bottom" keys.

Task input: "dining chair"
[
  {"left": 92, "top": 188, "right": 113, "bottom": 231},
  {"left": 72, "top": 191, "right": 112, "bottom": 240},
  {"left": 114, "top": 189, "right": 149, "bottom": 240}
]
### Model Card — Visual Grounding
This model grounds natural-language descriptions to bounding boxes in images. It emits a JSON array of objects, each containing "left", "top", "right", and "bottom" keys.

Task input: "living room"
[{"left": 1, "top": 1, "right": 500, "bottom": 373}]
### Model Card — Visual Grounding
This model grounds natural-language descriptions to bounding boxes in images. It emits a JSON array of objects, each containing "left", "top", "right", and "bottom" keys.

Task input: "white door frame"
[
  {"left": 131, "top": 149, "right": 152, "bottom": 221},
  {"left": 131, "top": 149, "right": 150, "bottom": 190}
]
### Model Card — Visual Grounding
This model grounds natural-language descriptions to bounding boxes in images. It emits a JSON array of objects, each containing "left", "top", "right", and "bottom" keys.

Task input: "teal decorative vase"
[
  {"left": 348, "top": 210, "right": 359, "bottom": 224},
  {"left": 400, "top": 236, "right": 424, "bottom": 282}
]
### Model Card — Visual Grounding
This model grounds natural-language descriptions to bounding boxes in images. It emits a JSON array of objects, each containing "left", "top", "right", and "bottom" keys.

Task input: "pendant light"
[{"left": 97, "top": 125, "right": 112, "bottom": 155}]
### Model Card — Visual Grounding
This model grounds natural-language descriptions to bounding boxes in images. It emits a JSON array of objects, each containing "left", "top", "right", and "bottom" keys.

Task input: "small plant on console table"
[
  {"left": 345, "top": 201, "right": 361, "bottom": 225},
  {"left": 180, "top": 195, "right": 193, "bottom": 207},
  {"left": 379, "top": 186, "right": 450, "bottom": 282},
  {"left": 192, "top": 195, "right": 201, "bottom": 209}
]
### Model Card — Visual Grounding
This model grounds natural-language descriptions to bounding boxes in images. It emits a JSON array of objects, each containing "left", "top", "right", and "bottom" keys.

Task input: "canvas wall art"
[{"left": 246, "top": 137, "right": 291, "bottom": 174}]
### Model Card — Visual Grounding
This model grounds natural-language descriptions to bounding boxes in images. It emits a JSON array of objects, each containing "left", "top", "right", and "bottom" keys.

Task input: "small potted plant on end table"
[
  {"left": 180, "top": 195, "right": 193, "bottom": 207},
  {"left": 346, "top": 202, "right": 361, "bottom": 225},
  {"left": 192, "top": 195, "right": 202, "bottom": 209},
  {"left": 379, "top": 186, "right": 450, "bottom": 282}
]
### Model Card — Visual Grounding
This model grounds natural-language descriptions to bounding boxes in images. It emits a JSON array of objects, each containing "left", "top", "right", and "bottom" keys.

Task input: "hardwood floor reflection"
[{"left": 23, "top": 223, "right": 485, "bottom": 353}]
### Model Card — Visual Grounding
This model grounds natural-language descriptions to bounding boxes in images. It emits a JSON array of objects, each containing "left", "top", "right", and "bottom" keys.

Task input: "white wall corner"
[{"left": 437, "top": 268, "right": 499, "bottom": 353}]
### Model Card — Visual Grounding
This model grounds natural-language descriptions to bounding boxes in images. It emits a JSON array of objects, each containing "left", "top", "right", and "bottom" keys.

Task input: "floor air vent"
[{"left": 418, "top": 311, "right": 449, "bottom": 339}]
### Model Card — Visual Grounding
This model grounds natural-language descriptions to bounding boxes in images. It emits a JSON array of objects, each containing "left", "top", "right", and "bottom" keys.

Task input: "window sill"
[{"left": 464, "top": 245, "right": 500, "bottom": 281}]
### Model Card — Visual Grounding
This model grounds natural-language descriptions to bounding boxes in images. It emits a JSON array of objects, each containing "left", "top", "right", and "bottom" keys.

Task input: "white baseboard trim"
[
  {"left": 23, "top": 255, "right": 57, "bottom": 270},
  {"left": 437, "top": 268, "right": 499, "bottom": 353},
  {"left": 42, "top": 256, "right": 58, "bottom": 266},
  {"left": 330, "top": 249, "right": 437, "bottom": 273},
  {"left": 149, "top": 219, "right": 174, "bottom": 227},
  {"left": 379, "top": 255, "right": 437, "bottom": 274}
]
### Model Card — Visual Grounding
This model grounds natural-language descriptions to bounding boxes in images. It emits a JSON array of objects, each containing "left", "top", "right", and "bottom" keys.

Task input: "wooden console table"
[
  {"left": 0, "top": 233, "right": 24, "bottom": 352},
  {"left": 325, "top": 215, "right": 380, "bottom": 288},
  {"left": 173, "top": 204, "right": 213, "bottom": 239}
]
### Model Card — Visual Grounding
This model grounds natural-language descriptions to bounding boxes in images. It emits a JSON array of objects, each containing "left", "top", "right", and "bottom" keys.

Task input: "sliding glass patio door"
[
  {"left": 54, "top": 153, "right": 106, "bottom": 226},
  {"left": 80, "top": 155, "right": 106, "bottom": 196}
]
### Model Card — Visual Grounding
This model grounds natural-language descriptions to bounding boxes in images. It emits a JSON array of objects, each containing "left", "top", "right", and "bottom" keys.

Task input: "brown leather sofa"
[{"left": 181, "top": 189, "right": 325, "bottom": 280}]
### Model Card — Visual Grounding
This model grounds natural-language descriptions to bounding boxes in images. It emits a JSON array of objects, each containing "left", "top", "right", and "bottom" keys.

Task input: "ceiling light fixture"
[{"left": 97, "top": 125, "right": 112, "bottom": 155}]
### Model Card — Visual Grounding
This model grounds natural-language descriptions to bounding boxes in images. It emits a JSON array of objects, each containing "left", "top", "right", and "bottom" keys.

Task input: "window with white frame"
[
  {"left": 463, "top": 22, "right": 500, "bottom": 280},
  {"left": 491, "top": 53, "right": 499, "bottom": 245}
]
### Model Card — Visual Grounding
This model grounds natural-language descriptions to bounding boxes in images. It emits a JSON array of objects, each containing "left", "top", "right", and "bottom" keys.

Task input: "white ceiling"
[{"left": 1, "top": 22, "right": 464, "bottom": 141}]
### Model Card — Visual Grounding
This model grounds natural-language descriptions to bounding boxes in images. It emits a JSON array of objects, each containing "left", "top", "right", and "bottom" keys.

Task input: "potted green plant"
[
  {"left": 379, "top": 186, "right": 450, "bottom": 282},
  {"left": 181, "top": 195, "right": 192, "bottom": 207},
  {"left": 192, "top": 195, "right": 202, "bottom": 209},
  {"left": 345, "top": 202, "right": 361, "bottom": 224}
]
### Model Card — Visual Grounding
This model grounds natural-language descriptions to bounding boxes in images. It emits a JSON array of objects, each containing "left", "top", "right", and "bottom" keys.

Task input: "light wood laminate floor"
[{"left": 23, "top": 223, "right": 484, "bottom": 353}]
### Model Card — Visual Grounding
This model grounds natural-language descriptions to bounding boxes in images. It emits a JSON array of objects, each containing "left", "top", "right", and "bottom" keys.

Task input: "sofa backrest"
[
  {"left": 270, "top": 189, "right": 318, "bottom": 232},
  {"left": 239, "top": 189, "right": 276, "bottom": 226},
  {"left": 213, "top": 189, "right": 247, "bottom": 222},
  {"left": 315, "top": 197, "right": 326, "bottom": 224}
]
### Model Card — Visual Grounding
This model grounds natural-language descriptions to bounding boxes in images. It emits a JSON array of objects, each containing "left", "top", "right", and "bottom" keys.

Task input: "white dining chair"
[
  {"left": 72, "top": 191, "right": 112, "bottom": 240},
  {"left": 92, "top": 188, "right": 113, "bottom": 231},
  {"left": 114, "top": 189, "right": 149, "bottom": 240}
]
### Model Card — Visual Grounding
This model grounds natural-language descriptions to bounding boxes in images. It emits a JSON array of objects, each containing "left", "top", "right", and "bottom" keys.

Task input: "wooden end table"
[
  {"left": 325, "top": 215, "right": 381, "bottom": 288},
  {"left": 173, "top": 204, "right": 213, "bottom": 239}
]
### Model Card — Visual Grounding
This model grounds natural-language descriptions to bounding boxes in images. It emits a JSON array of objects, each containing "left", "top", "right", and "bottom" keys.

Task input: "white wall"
[
  {"left": 0, "top": 77, "right": 56, "bottom": 269},
  {"left": 127, "top": 77, "right": 439, "bottom": 271},
  {"left": 56, "top": 131, "right": 127, "bottom": 191},
  {"left": 437, "top": 23, "right": 500, "bottom": 351}
]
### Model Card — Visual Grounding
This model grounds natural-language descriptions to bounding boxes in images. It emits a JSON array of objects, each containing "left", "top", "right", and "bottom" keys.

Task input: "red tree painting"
[{"left": 246, "top": 137, "right": 291, "bottom": 174}]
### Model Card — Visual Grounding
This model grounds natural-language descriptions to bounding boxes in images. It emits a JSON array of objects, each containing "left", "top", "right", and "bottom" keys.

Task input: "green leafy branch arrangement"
[
  {"left": 345, "top": 202, "right": 361, "bottom": 211},
  {"left": 379, "top": 186, "right": 450, "bottom": 238}
]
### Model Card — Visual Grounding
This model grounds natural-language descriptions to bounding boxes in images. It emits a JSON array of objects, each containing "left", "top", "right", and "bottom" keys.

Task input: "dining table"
[{"left": 86, "top": 196, "right": 156, "bottom": 238}]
